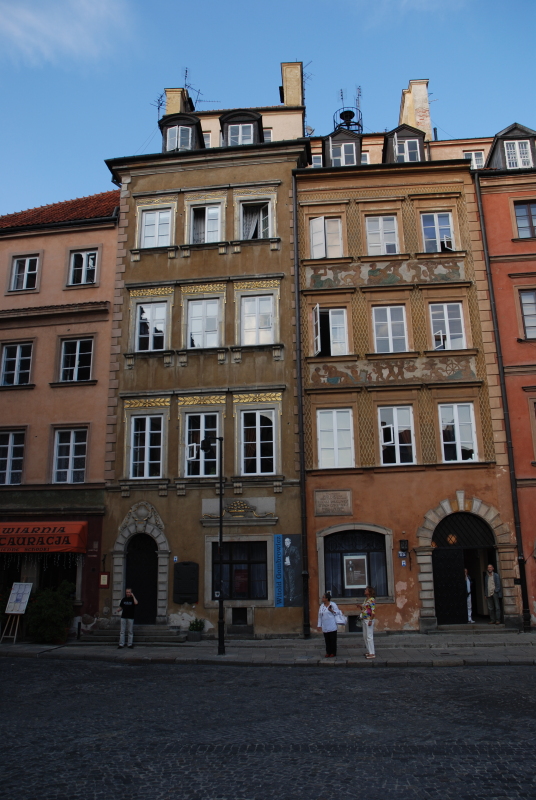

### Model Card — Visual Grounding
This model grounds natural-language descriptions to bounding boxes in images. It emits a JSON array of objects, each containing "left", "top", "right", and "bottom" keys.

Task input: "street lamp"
[{"left": 200, "top": 433, "right": 225, "bottom": 655}]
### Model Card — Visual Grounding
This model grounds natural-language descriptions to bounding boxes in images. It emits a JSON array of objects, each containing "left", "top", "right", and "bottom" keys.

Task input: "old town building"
[{"left": 0, "top": 192, "right": 119, "bottom": 617}]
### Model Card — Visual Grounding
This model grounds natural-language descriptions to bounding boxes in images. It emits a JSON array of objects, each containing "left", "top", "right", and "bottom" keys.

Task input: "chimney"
[
  {"left": 164, "top": 87, "right": 191, "bottom": 116},
  {"left": 280, "top": 62, "right": 303, "bottom": 106},
  {"left": 399, "top": 79, "right": 432, "bottom": 141}
]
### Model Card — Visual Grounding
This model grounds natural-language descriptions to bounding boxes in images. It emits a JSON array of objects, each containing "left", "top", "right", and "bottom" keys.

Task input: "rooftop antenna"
[
  {"left": 182, "top": 66, "right": 220, "bottom": 109},
  {"left": 150, "top": 92, "right": 165, "bottom": 120}
]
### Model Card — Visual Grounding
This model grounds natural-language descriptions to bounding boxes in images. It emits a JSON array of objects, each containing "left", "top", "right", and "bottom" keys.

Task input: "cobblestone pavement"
[{"left": 2, "top": 660, "right": 536, "bottom": 800}]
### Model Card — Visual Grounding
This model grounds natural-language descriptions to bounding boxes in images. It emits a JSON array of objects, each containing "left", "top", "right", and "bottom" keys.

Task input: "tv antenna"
[
  {"left": 183, "top": 66, "right": 220, "bottom": 109},
  {"left": 150, "top": 92, "right": 166, "bottom": 120}
]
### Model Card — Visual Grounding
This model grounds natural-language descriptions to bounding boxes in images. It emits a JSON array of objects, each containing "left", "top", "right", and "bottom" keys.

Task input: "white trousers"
[
  {"left": 467, "top": 595, "right": 473, "bottom": 622},
  {"left": 362, "top": 619, "right": 375, "bottom": 655},
  {"left": 119, "top": 617, "right": 134, "bottom": 646}
]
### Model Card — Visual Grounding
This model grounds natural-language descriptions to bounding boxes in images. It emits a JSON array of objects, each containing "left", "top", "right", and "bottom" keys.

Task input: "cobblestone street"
[{"left": 2, "top": 659, "right": 536, "bottom": 800}]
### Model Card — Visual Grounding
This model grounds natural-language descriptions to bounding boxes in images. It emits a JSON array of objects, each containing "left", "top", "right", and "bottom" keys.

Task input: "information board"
[{"left": 6, "top": 582, "right": 33, "bottom": 614}]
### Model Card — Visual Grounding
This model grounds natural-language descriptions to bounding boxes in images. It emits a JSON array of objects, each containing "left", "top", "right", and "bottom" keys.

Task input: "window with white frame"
[
  {"left": 191, "top": 205, "right": 221, "bottom": 244},
  {"left": 439, "top": 403, "right": 477, "bottom": 462},
  {"left": 464, "top": 151, "right": 485, "bottom": 169},
  {"left": 514, "top": 202, "right": 536, "bottom": 238},
  {"left": 310, "top": 216, "right": 343, "bottom": 259},
  {"left": 312, "top": 155, "right": 323, "bottom": 168},
  {"left": 69, "top": 251, "right": 97, "bottom": 285},
  {"left": 166, "top": 126, "right": 192, "bottom": 151},
  {"left": 430, "top": 303, "right": 465, "bottom": 350},
  {"left": 60, "top": 339, "right": 93, "bottom": 382},
  {"left": 228, "top": 124, "right": 253, "bottom": 146},
  {"left": 241, "top": 295, "right": 274, "bottom": 345},
  {"left": 203, "top": 132, "right": 211, "bottom": 148},
  {"left": 130, "top": 415, "right": 163, "bottom": 478},
  {"left": 187, "top": 298, "right": 220, "bottom": 348},
  {"left": 504, "top": 140, "right": 532, "bottom": 169},
  {"left": 520, "top": 291, "right": 536, "bottom": 338},
  {"left": 421, "top": 212, "right": 454, "bottom": 253},
  {"left": 186, "top": 412, "right": 218, "bottom": 476},
  {"left": 379, "top": 406, "right": 415, "bottom": 465},
  {"left": 317, "top": 408, "right": 354, "bottom": 468},
  {"left": 140, "top": 208, "right": 171, "bottom": 248},
  {"left": 331, "top": 141, "right": 356, "bottom": 166},
  {"left": 263, "top": 129, "right": 272, "bottom": 142},
  {"left": 373, "top": 306, "right": 408, "bottom": 353},
  {"left": 0, "top": 431, "right": 24, "bottom": 485},
  {"left": 11, "top": 256, "right": 38, "bottom": 291},
  {"left": 136, "top": 303, "right": 166, "bottom": 351},
  {"left": 366, "top": 216, "right": 399, "bottom": 256},
  {"left": 241, "top": 202, "right": 270, "bottom": 240},
  {"left": 54, "top": 429, "right": 87, "bottom": 483},
  {"left": 312, "top": 305, "right": 348, "bottom": 356},
  {"left": 395, "top": 138, "right": 420, "bottom": 163},
  {"left": 241, "top": 410, "right": 275, "bottom": 475},
  {"left": 1, "top": 343, "right": 32, "bottom": 386},
  {"left": 361, "top": 152, "right": 369, "bottom": 165}
]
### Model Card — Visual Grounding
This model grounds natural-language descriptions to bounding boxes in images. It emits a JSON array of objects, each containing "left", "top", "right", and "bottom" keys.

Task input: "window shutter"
[
  {"left": 167, "top": 126, "right": 178, "bottom": 151},
  {"left": 325, "top": 218, "right": 342, "bottom": 257},
  {"left": 310, "top": 217, "right": 326, "bottom": 259},
  {"left": 312, "top": 303, "right": 321, "bottom": 355}
]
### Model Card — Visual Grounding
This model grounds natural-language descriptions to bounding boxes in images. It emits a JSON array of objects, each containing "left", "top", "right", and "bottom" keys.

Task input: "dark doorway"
[
  {"left": 432, "top": 512, "right": 496, "bottom": 625},
  {"left": 125, "top": 534, "right": 158, "bottom": 624}
]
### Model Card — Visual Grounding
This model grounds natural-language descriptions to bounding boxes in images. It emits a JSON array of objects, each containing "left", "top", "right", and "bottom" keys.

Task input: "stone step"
[{"left": 432, "top": 624, "right": 516, "bottom": 634}]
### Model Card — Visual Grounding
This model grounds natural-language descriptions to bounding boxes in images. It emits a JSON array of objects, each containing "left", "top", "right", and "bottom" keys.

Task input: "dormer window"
[
  {"left": 505, "top": 140, "right": 532, "bottom": 169},
  {"left": 384, "top": 126, "right": 424, "bottom": 164},
  {"left": 159, "top": 112, "right": 203, "bottom": 153},
  {"left": 220, "top": 110, "right": 263, "bottom": 147},
  {"left": 395, "top": 137, "right": 420, "bottom": 163},
  {"left": 331, "top": 141, "right": 356, "bottom": 166},
  {"left": 229, "top": 124, "right": 253, "bottom": 146},
  {"left": 166, "top": 126, "right": 192, "bottom": 151}
]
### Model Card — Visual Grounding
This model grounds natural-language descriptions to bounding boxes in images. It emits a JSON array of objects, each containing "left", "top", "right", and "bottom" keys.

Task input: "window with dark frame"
[
  {"left": 324, "top": 530, "right": 388, "bottom": 598},
  {"left": 69, "top": 251, "right": 96, "bottom": 285},
  {"left": 515, "top": 202, "right": 536, "bottom": 238},
  {"left": 0, "top": 431, "right": 24, "bottom": 485},
  {"left": 212, "top": 541, "right": 268, "bottom": 600},
  {"left": 1, "top": 343, "right": 32, "bottom": 386},
  {"left": 11, "top": 256, "right": 38, "bottom": 291},
  {"left": 60, "top": 339, "right": 93, "bottom": 382},
  {"left": 520, "top": 290, "right": 536, "bottom": 338}
]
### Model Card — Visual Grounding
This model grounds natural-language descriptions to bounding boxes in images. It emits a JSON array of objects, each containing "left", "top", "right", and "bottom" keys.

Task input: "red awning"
[{"left": 0, "top": 522, "right": 87, "bottom": 554}]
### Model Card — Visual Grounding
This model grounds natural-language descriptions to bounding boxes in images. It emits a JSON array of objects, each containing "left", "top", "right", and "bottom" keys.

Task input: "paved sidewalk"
[{"left": 2, "top": 630, "right": 536, "bottom": 668}]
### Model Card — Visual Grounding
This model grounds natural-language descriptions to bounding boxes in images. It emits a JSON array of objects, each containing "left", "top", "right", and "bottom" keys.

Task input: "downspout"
[
  {"left": 474, "top": 171, "right": 531, "bottom": 630},
  {"left": 292, "top": 171, "right": 310, "bottom": 637}
]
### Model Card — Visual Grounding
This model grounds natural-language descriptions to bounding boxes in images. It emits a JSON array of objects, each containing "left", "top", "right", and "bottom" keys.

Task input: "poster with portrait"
[
  {"left": 274, "top": 535, "right": 302, "bottom": 607},
  {"left": 343, "top": 555, "right": 367, "bottom": 590}
]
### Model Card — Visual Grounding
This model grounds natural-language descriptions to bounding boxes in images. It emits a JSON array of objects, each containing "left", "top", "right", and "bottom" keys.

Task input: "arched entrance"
[
  {"left": 125, "top": 533, "right": 158, "bottom": 624},
  {"left": 432, "top": 512, "right": 496, "bottom": 625}
]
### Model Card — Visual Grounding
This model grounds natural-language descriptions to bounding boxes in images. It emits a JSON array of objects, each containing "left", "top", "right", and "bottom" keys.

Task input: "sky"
[{"left": 0, "top": 0, "right": 535, "bottom": 216}]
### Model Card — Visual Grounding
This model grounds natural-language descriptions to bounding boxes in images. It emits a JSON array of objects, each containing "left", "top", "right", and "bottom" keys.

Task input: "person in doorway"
[
  {"left": 465, "top": 568, "right": 475, "bottom": 624},
  {"left": 357, "top": 586, "right": 376, "bottom": 659},
  {"left": 483, "top": 564, "right": 502, "bottom": 624},
  {"left": 317, "top": 591, "right": 340, "bottom": 657},
  {"left": 116, "top": 588, "right": 138, "bottom": 648}
]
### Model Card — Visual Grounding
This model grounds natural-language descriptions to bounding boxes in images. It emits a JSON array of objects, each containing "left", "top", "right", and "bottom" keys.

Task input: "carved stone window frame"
[
  {"left": 232, "top": 186, "right": 278, "bottom": 241},
  {"left": 122, "top": 396, "right": 171, "bottom": 480},
  {"left": 232, "top": 391, "right": 283, "bottom": 477},
  {"left": 135, "top": 196, "right": 178, "bottom": 249},
  {"left": 179, "top": 283, "right": 227, "bottom": 350},
  {"left": 176, "top": 393, "right": 227, "bottom": 478},
  {"left": 127, "top": 286, "right": 175, "bottom": 354},
  {"left": 233, "top": 279, "right": 281, "bottom": 347},
  {"left": 183, "top": 190, "right": 227, "bottom": 245}
]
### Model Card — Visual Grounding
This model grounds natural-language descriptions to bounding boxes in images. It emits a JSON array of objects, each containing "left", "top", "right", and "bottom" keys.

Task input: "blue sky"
[{"left": 0, "top": 0, "right": 535, "bottom": 215}]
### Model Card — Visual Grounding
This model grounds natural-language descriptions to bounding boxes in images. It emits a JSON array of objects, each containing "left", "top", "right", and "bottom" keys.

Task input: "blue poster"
[
  {"left": 274, "top": 535, "right": 284, "bottom": 607},
  {"left": 274, "top": 534, "right": 302, "bottom": 607}
]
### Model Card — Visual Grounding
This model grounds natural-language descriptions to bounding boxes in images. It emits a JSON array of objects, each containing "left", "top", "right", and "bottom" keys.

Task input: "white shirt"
[{"left": 318, "top": 601, "right": 340, "bottom": 632}]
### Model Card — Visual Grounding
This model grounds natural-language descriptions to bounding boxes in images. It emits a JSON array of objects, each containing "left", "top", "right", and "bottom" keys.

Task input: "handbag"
[{"left": 334, "top": 611, "right": 348, "bottom": 626}]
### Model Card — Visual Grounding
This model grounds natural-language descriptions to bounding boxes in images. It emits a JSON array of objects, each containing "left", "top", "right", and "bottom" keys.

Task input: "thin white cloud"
[{"left": 0, "top": 0, "right": 131, "bottom": 64}]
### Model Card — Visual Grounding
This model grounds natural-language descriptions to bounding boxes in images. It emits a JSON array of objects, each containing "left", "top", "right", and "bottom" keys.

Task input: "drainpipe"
[
  {"left": 292, "top": 172, "right": 310, "bottom": 638},
  {"left": 474, "top": 171, "right": 531, "bottom": 630}
]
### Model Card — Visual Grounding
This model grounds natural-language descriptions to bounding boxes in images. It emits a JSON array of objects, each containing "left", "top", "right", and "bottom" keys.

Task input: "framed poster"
[
  {"left": 343, "top": 555, "right": 367, "bottom": 590},
  {"left": 6, "top": 582, "right": 33, "bottom": 614}
]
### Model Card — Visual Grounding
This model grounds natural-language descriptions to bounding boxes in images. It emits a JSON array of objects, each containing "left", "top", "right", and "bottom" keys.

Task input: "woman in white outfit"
[
  {"left": 357, "top": 586, "right": 376, "bottom": 659},
  {"left": 317, "top": 591, "right": 340, "bottom": 658}
]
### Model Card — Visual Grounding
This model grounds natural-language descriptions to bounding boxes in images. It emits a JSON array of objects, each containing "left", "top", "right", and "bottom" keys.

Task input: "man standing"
[
  {"left": 465, "top": 568, "right": 475, "bottom": 624},
  {"left": 283, "top": 536, "right": 300, "bottom": 605},
  {"left": 117, "top": 588, "right": 138, "bottom": 648},
  {"left": 483, "top": 564, "right": 502, "bottom": 625}
]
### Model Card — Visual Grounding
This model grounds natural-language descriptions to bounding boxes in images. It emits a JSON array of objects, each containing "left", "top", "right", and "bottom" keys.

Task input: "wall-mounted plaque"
[{"left": 314, "top": 490, "right": 352, "bottom": 516}]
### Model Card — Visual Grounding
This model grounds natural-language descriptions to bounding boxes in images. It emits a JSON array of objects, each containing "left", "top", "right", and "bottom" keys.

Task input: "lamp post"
[{"left": 201, "top": 433, "right": 225, "bottom": 655}]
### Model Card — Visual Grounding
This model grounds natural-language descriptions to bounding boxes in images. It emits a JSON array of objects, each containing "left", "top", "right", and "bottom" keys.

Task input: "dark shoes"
[
  {"left": 128, "top": 645, "right": 134, "bottom": 648},
  {"left": 118, "top": 645, "right": 124, "bottom": 649}
]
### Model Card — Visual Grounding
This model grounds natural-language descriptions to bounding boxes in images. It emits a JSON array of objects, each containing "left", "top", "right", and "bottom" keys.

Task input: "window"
[
  {"left": 241, "top": 295, "right": 274, "bottom": 345},
  {"left": 191, "top": 205, "right": 221, "bottom": 244},
  {"left": 464, "top": 151, "right": 485, "bottom": 169},
  {"left": 1, "top": 343, "right": 32, "bottom": 386},
  {"left": 54, "top": 429, "right": 87, "bottom": 483},
  {"left": 187, "top": 298, "right": 219, "bottom": 348},
  {"left": 11, "top": 256, "right": 38, "bottom": 291},
  {"left": 241, "top": 410, "right": 275, "bottom": 475},
  {"left": 439, "top": 403, "right": 477, "bottom": 462},
  {"left": 331, "top": 141, "right": 356, "bottom": 166},
  {"left": 60, "top": 339, "right": 93, "bottom": 382},
  {"left": 141, "top": 209, "right": 171, "bottom": 248},
  {"left": 203, "top": 132, "right": 211, "bottom": 148},
  {"left": 186, "top": 413, "right": 218, "bottom": 476},
  {"left": 361, "top": 153, "right": 369, "bottom": 165},
  {"left": 241, "top": 202, "right": 269, "bottom": 240},
  {"left": 166, "top": 126, "right": 192, "bottom": 151},
  {"left": 421, "top": 212, "right": 454, "bottom": 253},
  {"left": 263, "top": 129, "right": 272, "bottom": 142},
  {"left": 0, "top": 431, "right": 24, "bottom": 484},
  {"left": 366, "top": 216, "right": 399, "bottom": 256},
  {"left": 515, "top": 202, "right": 536, "bottom": 238},
  {"left": 312, "top": 306, "right": 348, "bottom": 356},
  {"left": 69, "top": 251, "right": 96, "bottom": 285},
  {"left": 396, "top": 138, "right": 420, "bottom": 162},
  {"left": 505, "top": 140, "right": 532, "bottom": 169},
  {"left": 212, "top": 541, "right": 267, "bottom": 600},
  {"left": 520, "top": 291, "right": 536, "bottom": 338},
  {"left": 373, "top": 306, "right": 407, "bottom": 353},
  {"left": 324, "top": 530, "right": 388, "bottom": 598},
  {"left": 312, "top": 155, "right": 323, "bottom": 168},
  {"left": 379, "top": 406, "right": 415, "bottom": 465},
  {"left": 229, "top": 124, "right": 253, "bottom": 146},
  {"left": 310, "top": 216, "right": 343, "bottom": 259},
  {"left": 130, "top": 415, "right": 163, "bottom": 478},
  {"left": 430, "top": 303, "right": 465, "bottom": 350},
  {"left": 136, "top": 303, "right": 166, "bottom": 351},
  {"left": 317, "top": 409, "right": 354, "bottom": 468}
]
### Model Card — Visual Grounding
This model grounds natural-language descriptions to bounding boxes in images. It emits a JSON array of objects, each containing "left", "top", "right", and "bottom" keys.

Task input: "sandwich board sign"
[{"left": 6, "top": 582, "right": 33, "bottom": 614}]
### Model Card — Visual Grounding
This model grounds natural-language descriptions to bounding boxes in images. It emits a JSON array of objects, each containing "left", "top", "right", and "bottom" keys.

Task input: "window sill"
[
  {"left": 360, "top": 252, "right": 410, "bottom": 262},
  {"left": 118, "top": 479, "right": 170, "bottom": 497},
  {"left": 365, "top": 351, "right": 419, "bottom": 360},
  {"left": 124, "top": 351, "right": 174, "bottom": 368},
  {"left": 63, "top": 282, "right": 100, "bottom": 290},
  {"left": 415, "top": 250, "right": 467, "bottom": 259},
  {"left": 230, "top": 343, "right": 283, "bottom": 362},
  {"left": 516, "top": 337, "right": 536, "bottom": 343},
  {"left": 0, "top": 383, "right": 35, "bottom": 391},
  {"left": 130, "top": 247, "right": 178, "bottom": 262},
  {"left": 307, "top": 354, "right": 358, "bottom": 362},
  {"left": 422, "top": 348, "right": 478, "bottom": 357},
  {"left": 5, "top": 289, "right": 39, "bottom": 296},
  {"left": 49, "top": 380, "right": 98, "bottom": 388},
  {"left": 435, "top": 460, "right": 492, "bottom": 470},
  {"left": 301, "top": 256, "right": 353, "bottom": 267},
  {"left": 177, "top": 347, "right": 228, "bottom": 366},
  {"left": 512, "top": 238, "right": 536, "bottom": 242}
]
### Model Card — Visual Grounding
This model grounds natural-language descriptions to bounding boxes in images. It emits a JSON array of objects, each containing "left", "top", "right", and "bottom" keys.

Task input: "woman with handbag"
[
  {"left": 357, "top": 586, "right": 376, "bottom": 659},
  {"left": 317, "top": 591, "right": 341, "bottom": 658}
]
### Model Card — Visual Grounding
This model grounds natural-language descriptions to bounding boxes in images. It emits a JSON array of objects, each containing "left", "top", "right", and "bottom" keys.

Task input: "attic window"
[
  {"left": 505, "top": 141, "right": 532, "bottom": 169},
  {"left": 229, "top": 124, "right": 253, "bottom": 146},
  {"left": 396, "top": 138, "right": 420, "bottom": 163},
  {"left": 331, "top": 141, "right": 356, "bottom": 166},
  {"left": 167, "top": 126, "right": 192, "bottom": 151}
]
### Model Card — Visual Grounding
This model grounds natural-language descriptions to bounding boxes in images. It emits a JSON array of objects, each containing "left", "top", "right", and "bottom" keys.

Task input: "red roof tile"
[{"left": 0, "top": 190, "right": 120, "bottom": 230}]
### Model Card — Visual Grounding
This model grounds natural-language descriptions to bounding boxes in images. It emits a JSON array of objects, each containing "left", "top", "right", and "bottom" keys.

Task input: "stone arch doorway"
[
  {"left": 432, "top": 512, "right": 496, "bottom": 625},
  {"left": 125, "top": 533, "right": 158, "bottom": 624}
]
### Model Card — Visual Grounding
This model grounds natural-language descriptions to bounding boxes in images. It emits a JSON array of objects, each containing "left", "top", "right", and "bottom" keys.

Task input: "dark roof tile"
[{"left": 0, "top": 190, "right": 120, "bottom": 230}]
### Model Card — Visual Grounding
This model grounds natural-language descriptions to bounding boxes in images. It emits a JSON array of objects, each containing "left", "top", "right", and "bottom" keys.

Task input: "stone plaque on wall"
[{"left": 314, "top": 490, "right": 352, "bottom": 516}]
